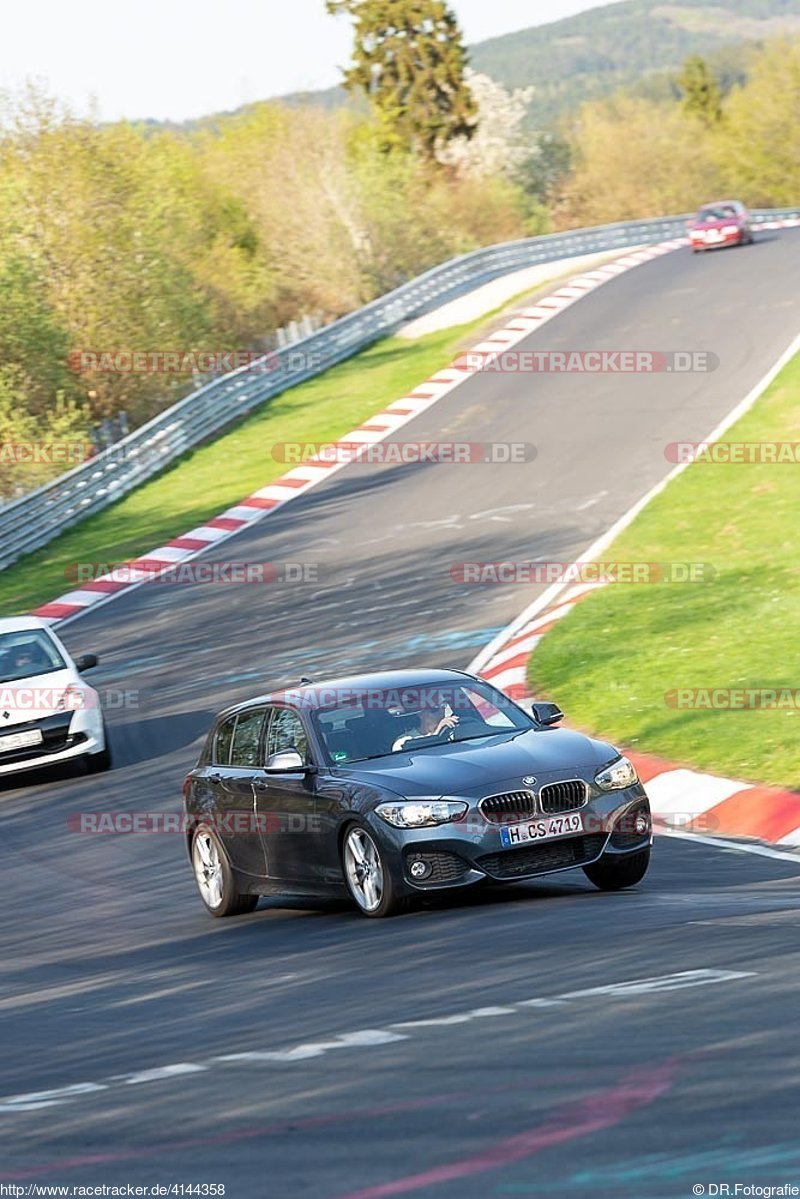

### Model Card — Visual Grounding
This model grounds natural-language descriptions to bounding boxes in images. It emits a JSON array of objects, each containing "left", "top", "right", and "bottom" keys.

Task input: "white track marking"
[
  {"left": 559, "top": 969, "right": 754, "bottom": 999},
  {"left": 516, "top": 998, "right": 570, "bottom": 1009},
  {"left": 391, "top": 1005, "right": 517, "bottom": 1030},
  {"left": 659, "top": 828, "right": 800, "bottom": 864},
  {"left": 121, "top": 1063, "right": 209, "bottom": 1085},
  {"left": 574, "top": 491, "right": 609, "bottom": 511},
  {"left": 0, "top": 1082, "right": 108, "bottom": 1112},
  {"left": 216, "top": 1029, "right": 408, "bottom": 1063},
  {"left": 0, "top": 969, "right": 755, "bottom": 1117}
]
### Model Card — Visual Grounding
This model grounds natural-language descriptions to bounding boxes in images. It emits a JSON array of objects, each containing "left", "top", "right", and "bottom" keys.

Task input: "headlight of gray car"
[
  {"left": 375, "top": 799, "right": 469, "bottom": 828},
  {"left": 594, "top": 756, "right": 638, "bottom": 791}
]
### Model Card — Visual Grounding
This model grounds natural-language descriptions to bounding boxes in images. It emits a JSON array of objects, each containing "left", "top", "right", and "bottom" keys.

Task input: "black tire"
[
  {"left": 191, "top": 823, "right": 259, "bottom": 918},
  {"left": 85, "top": 721, "right": 112, "bottom": 773},
  {"left": 583, "top": 847, "right": 650, "bottom": 891},
  {"left": 341, "top": 821, "right": 407, "bottom": 918}
]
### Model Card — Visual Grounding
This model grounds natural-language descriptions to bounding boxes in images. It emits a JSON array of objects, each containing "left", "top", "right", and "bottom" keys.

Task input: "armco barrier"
[{"left": 1, "top": 208, "right": 798, "bottom": 571}]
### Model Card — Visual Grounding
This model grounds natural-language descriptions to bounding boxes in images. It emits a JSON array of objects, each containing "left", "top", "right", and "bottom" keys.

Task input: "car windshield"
[
  {"left": 0, "top": 630, "right": 67, "bottom": 683},
  {"left": 698, "top": 205, "right": 737, "bottom": 222},
  {"left": 311, "top": 679, "right": 533, "bottom": 764}
]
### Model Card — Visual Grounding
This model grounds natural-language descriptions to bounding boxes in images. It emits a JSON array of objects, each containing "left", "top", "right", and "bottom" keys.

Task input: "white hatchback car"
[{"left": 0, "top": 616, "right": 111, "bottom": 777}]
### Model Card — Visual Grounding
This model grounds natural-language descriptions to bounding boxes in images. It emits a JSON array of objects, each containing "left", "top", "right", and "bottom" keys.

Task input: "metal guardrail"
[{"left": 2, "top": 207, "right": 798, "bottom": 572}]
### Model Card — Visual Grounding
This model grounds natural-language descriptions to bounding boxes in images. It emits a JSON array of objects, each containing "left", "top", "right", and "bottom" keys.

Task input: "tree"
[
  {"left": 677, "top": 55, "right": 722, "bottom": 125},
  {"left": 326, "top": 0, "right": 478, "bottom": 159},
  {"left": 438, "top": 70, "right": 534, "bottom": 179},
  {"left": 516, "top": 132, "right": 572, "bottom": 208},
  {"left": 715, "top": 39, "right": 800, "bottom": 205},
  {"left": 558, "top": 94, "right": 719, "bottom": 227}
]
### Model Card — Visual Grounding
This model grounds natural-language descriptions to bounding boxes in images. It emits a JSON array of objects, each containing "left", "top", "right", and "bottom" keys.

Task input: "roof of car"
[
  {"left": 0, "top": 615, "right": 54, "bottom": 634},
  {"left": 217, "top": 668, "right": 475, "bottom": 719}
]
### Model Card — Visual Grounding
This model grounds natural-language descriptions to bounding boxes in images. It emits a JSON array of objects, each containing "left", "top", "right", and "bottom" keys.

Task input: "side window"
[
  {"left": 213, "top": 716, "right": 237, "bottom": 765},
  {"left": 230, "top": 709, "right": 267, "bottom": 768},
  {"left": 267, "top": 707, "right": 309, "bottom": 763}
]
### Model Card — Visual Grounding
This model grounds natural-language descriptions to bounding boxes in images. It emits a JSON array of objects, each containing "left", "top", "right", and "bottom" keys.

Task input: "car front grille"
[
  {"left": 477, "top": 833, "right": 607, "bottom": 880},
  {"left": 404, "top": 850, "right": 470, "bottom": 884},
  {"left": 538, "top": 779, "right": 587, "bottom": 814},
  {"left": 0, "top": 713, "right": 82, "bottom": 765},
  {"left": 479, "top": 790, "right": 537, "bottom": 824},
  {"left": 610, "top": 800, "right": 651, "bottom": 848}
]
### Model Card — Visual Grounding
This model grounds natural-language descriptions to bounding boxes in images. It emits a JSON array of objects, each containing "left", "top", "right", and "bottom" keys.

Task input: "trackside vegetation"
[
  {"left": 529, "top": 353, "right": 800, "bottom": 788},
  {"left": 3, "top": 17, "right": 800, "bottom": 502},
  {"left": 0, "top": 289, "right": 549, "bottom": 616}
]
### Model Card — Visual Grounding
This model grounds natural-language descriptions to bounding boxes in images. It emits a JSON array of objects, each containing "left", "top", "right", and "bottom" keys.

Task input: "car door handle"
[
  {"left": 208, "top": 772, "right": 222, "bottom": 784},
  {"left": 253, "top": 778, "right": 270, "bottom": 791}
]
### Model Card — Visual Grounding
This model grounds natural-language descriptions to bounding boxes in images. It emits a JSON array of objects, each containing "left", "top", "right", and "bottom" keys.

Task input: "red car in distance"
[{"left": 688, "top": 200, "right": 754, "bottom": 251}]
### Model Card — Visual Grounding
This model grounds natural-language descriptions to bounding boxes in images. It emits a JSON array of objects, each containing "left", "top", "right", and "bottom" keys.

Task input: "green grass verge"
[
  {"left": 1, "top": 270, "right": 565, "bottom": 616},
  {"left": 530, "top": 352, "right": 800, "bottom": 789}
]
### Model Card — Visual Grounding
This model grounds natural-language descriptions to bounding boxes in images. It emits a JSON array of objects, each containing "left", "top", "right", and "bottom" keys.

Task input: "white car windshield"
[
  {"left": 698, "top": 206, "right": 737, "bottom": 222},
  {"left": 0, "top": 630, "right": 67, "bottom": 683}
]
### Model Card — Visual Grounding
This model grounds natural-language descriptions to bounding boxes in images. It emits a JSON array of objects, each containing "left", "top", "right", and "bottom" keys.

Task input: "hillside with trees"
[
  {"left": 279, "top": 0, "right": 800, "bottom": 125},
  {"left": 1, "top": 0, "right": 799, "bottom": 503}
]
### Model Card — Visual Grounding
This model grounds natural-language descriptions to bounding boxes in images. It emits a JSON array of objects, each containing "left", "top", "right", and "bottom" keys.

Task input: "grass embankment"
[{"left": 530, "top": 352, "right": 800, "bottom": 789}]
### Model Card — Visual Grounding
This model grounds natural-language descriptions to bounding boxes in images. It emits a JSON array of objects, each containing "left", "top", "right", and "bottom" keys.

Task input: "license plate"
[
  {"left": 0, "top": 729, "right": 43, "bottom": 752},
  {"left": 706, "top": 230, "right": 723, "bottom": 241},
  {"left": 500, "top": 813, "right": 584, "bottom": 847}
]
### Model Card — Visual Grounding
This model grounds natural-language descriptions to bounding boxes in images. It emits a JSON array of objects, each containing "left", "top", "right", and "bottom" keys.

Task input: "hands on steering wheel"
[{"left": 434, "top": 714, "right": 460, "bottom": 741}]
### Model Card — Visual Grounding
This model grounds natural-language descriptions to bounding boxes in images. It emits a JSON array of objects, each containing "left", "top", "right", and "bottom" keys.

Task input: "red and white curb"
[
  {"left": 471, "top": 578, "right": 800, "bottom": 848},
  {"left": 33, "top": 239, "right": 685, "bottom": 626}
]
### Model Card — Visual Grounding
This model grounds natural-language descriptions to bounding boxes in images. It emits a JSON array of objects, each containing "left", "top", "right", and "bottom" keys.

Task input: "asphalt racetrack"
[{"left": 2, "top": 229, "right": 800, "bottom": 1196}]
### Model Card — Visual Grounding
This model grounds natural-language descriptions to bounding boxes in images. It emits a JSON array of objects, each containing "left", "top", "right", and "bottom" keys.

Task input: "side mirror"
[
  {"left": 75, "top": 653, "right": 99, "bottom": 672},
  {"left": 265, "top": 749, "right": 306, "bottom": 772},
  {"left": 531, "top": 701, "right": 564, "bottom": 727}
]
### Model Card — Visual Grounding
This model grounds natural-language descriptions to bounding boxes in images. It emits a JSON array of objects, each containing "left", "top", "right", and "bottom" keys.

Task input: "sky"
[{"left": 0, "top": 0, "right": 620, "bottom": 124}]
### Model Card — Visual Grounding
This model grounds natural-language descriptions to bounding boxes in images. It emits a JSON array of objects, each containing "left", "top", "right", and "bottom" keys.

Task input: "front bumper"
[
  {"left": 0, "top": 707, "right": 105, "bottom": 777},
  {"left": 691, "top": 229, "right": 743, "bottom": 249},
  {"left": 368, "top": 786, "right": 651, "bottom": 895}
]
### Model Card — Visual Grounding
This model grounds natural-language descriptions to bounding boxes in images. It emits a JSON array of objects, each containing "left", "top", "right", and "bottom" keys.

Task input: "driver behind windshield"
[
  {"left": 0, "top": 636, "right": 60, "bottom": 682},
  {"left": 391, "top": 701, "right": 460, "bottom": 752}
]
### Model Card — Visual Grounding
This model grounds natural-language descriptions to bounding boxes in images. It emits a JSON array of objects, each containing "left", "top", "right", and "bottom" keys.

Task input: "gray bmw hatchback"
[{"left": 183, "top": 669, "right": 652, "bottom": 918}]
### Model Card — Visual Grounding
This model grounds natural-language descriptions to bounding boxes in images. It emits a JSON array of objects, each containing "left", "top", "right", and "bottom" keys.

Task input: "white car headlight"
[
  {"left": 375, "top": 799, "right": 468, "bottom": 828},
  {"left": 722, "top": 224, "right": 739, "bottom": 235},
  {"left": 57, "top": 685, "right": 87, "bottom": 713},
  {"left": 595, "top": 756, "right": 638, "bottom": 791}
]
